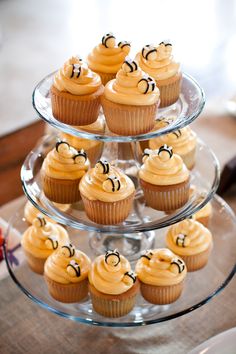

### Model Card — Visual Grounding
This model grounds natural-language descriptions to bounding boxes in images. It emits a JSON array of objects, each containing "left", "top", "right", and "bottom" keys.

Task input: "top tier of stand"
[{"left": 32, "top": 72, "right": 205, "bottom": 142}]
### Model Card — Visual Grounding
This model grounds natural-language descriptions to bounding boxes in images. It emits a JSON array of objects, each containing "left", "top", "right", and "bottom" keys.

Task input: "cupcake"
[
  {"left": 21, "top": 216, "right": 70, "bottom": 274},
  {"left": 87, "top": 32, "right": 131, "bottom": 85},
  {"left": 44, "top": 243, "right": 91, "bottom": 303},
  {"left": 59, "top": 118, "right": 105, "bottom": 165},
  {"left": 24, "top": 200, "right": 71, "bottom": 225},
  {"left": 101, "top": 57, "right": 160, "bottom": 136},
  {"left": 149, "top": 127, "right": 197, "bottom": 169},
  {"left": 79, "top": 159, "right": 135, "bottom": 224},
  {"left": 136, "top": 41, "right": 181, "bottom": 107},
  {"left": 50, "top": 55, "right": 104, "bottom": 125},
  {"left": 166, "top": 218, "right": 213, "bottom": 271},
  {"left": 139, "top": 145, "right": 190, "bottom": 211},
  {"left": 192, "top": 202, "right": 212, "bottom": 227},
  {"left": 89, "top": 249, "right": 139, "bottom": 317},
  {"left": 136, "top": 248, "right": 187, "bottom": 304},
  {"left": 41, "top": 141, "right": 90, "bottom": 204}
]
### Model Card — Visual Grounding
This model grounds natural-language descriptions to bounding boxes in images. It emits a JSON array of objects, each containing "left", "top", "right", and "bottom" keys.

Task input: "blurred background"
[{"left": 0, "top": 0, "right": 236, "bottom": 204}]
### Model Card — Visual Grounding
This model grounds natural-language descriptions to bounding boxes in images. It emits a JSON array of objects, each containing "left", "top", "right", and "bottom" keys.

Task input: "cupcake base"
[
  {"left": 101, "top": 96, "right": 159, "bottom": 136},
  {"left": 89, "top": 281, "right": 140, "bottom": 317},
  {"left": 44, "top": 275, "right": 89, "bottom": 303},
  {"left": 180, "top": 244, "right": 212, "bottom": 272},
  {"left": 50, "top": 85, "right": 104, "bottom": 126},
  {"left": 140, "top": 178, "right": 190, "bottom": 211},
  {"left": 140, "top": 280, "right": 184, "bottom": 305},
  {"left": 41, "top": 172, "right": 82, "bottom": 204},
  {"left": 156, "top": 72, "right": 182, "bottom": 108},
  {"left": 81, "top": 192, "right": 135, "bottom": 225},
  {"left": 24, "top": 249, "right": 46, "bottom": 274}
]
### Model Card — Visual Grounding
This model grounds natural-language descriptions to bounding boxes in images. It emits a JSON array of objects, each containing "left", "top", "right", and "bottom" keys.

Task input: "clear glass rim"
[
  {"left": 32, "top": 72, "right": 205, "bottom": 142},
  {"left": 3, "top": 194, "right": 236, "bottom": 327},
  {"left": 20, "top": 137, "right": 220, "bottom": 233}
]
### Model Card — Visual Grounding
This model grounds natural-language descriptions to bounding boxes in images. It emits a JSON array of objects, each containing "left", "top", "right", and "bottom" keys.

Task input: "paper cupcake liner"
[
  {"left": 140, "top": 280, "right": 184, "bottom": 305},
  {"left": 181, "top": 146, "right": 196, "bottom": 170},
  {"left": 50, "top": 85, "right": 103, "bottom": 126},
  {"left": 81, "top": 192, "right": 135, "bottom": 225},
  {"left": 101, "top": 96, "right": 159, "bottom": 136},
  {"left": 41, "top": 172, "right": 81, "bottom": 204},
  {"left": 157, "top": 73, "right": 182, "bottom": 108},
  {"left": 89, "top": 283, "right": 139, "bottom": 318},
  {"left": 180, "top": 245, "right": 212, "bottom": 272},
  {"left": 140, "top": 178, "right": 190, "bottom": 211},
  {"left": 24, "top": 249, "right": 46, "bottom": 274},
  {"left": 44, "top": 275, "right": 88, "bottom": 303},
  {"left": 94, "top": 71, "right": 116, "bottom": 86}
]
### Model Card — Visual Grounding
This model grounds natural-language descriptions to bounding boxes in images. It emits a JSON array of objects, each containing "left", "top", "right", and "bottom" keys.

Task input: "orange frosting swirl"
[
  {"left": 87, "top": 33, "right": 131, "bottom": 74},
  {"left": 53, "top": 56, "right": 101, "bottom": 95}
]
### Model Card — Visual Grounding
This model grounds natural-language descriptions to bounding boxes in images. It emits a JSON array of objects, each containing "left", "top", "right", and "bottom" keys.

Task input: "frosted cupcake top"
[
  {"left": 42, "top": 141, "right": 90, "bottom": 180},
  {"left": 53, "top": 55, "right": 102, "bottom": 95},
  {"left": 135, "top": 248, "right": 187, "bottom": 286},
  {"left": 44, "top": 243, "right": 91, "bottom": 284},
  {"left": 166, "top": 219, "right": 212, "bottom": 256},
  {"left": 79, "top": 159, "right": 135, "bottom": 202},
  {"left": 87, "top": 32, "right": 131, "bottom": 74},
  {"left": 24, "top": 201, "right": 70, "bottom": 224},
  {"left": 89, "top": 249, "right": 136, "bottom": 295},
  {"left": 149, "top": 127, "right": 197, "bottom": 156},
  {"left": 139, "top": 145, "right": 189, "bottom": 186},
  {"left": 104, "top": 57, "right": 160, "bottom": 105},
  {"left": 21, "top": 216, "right": 70, "bottom": 259},
  {"left": 136, "top": 40, "right": 180, "bottom": 81}
]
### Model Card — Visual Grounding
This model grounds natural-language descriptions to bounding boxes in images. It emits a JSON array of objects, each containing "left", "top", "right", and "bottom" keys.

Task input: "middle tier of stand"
[{"left": 21, "top": 135, "right": 220, "bottom": 233}]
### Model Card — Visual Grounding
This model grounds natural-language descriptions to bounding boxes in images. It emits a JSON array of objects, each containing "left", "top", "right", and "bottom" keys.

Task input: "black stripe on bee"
[
  {"left": 62, "top": 244, "right": 75, "bottom": 257},
  {"left": 145, "top": 48, "right": 157, "bottom": 60},
  {"left": 56, "top": 141, "right": 70, "bottom": 152},
  {"left": 124, "top": 271, "right": 136, "bottom": 283},
  {"left": 107, "top": 176, "right": 121, "bottom": 192},
  {"left": 37, "top": 216, "right": 46, "bottom": 227}
]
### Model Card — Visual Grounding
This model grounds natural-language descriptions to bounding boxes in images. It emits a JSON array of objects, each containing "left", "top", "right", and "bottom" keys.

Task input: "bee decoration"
[
  {"left": 102, "top": 175, "right": 121, "bottom": 192},
  {"left": 73, "top": 149, "right": 87, "bottom": 164},
  {"left": 70, "top": 63, "right": 82, "bottom": 79},
  {"left": 122, "top": 57, "right": 138, "bottom": 73},
  {"left": 55, "top": 141, "right": 70, "bottom": 154},
  {"left": 33, "top": 216, "right": 47, "bottom": 228},
  {"left": 95, "top": 159, "right": 110, "bottom": 174},
  {"left": 138, "top": 74, "right": 156, "bottom": 94},
  {"left": 140, "top": 249, "right": 153, "bottom": 261},
  {"left": 105, "top": 249, "right": 120, "bottom": 267},
  {"left": 118, "top": 40, "right": 131, "bottom": 54},
  {"left": 67, "top": 260, "right": 81, "bottom": 277},
  {"left": 175, "top": 233, "right": 190, "bottom": 247},
  {"left": 170, "top": 258, "right": 185, "bottom": 274},
  {"left": 123, "top": 271, "right": 136, "bottom": 285},
  {"left": 45, "top": 235, "right": 59, "bottom": 250},
  {"left": 102, "top": 32, "right": 116, "bottom": 48},
  {"left": 172, "top": 130, "right": 182, "bottom": 139},
  {"left": 159, "top": 39, "right": 172, "bottom": 47},
  {"left": 141, "top": 44, "right": 157, "bottom": 61},
  {"left": 158, "top": 144, "right": 173, "bottom": 160},
  {"left": 61, "top": 243, "right": 76, "bottom": 258}
]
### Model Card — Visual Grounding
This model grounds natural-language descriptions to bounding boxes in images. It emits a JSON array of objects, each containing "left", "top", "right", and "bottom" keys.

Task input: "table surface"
[{"left": 0, "top": 113, "right": 236, "bottom": 354}]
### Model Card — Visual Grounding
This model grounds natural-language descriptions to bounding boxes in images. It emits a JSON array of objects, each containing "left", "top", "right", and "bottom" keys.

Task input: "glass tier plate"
[
  {"left": 4, "top": 195, "right": 236, "bottom": 327},
  {"left": 21, "top": 135, "right": 220, "bottom": 233},
  {"left": 32, "top": 72, "right": 205, "bottom": 142}
]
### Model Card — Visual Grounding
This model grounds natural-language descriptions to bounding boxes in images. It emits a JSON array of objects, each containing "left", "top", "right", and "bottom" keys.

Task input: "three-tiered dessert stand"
[{"left": 4, "top": 72, "right": 236, "bottom": 327}]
